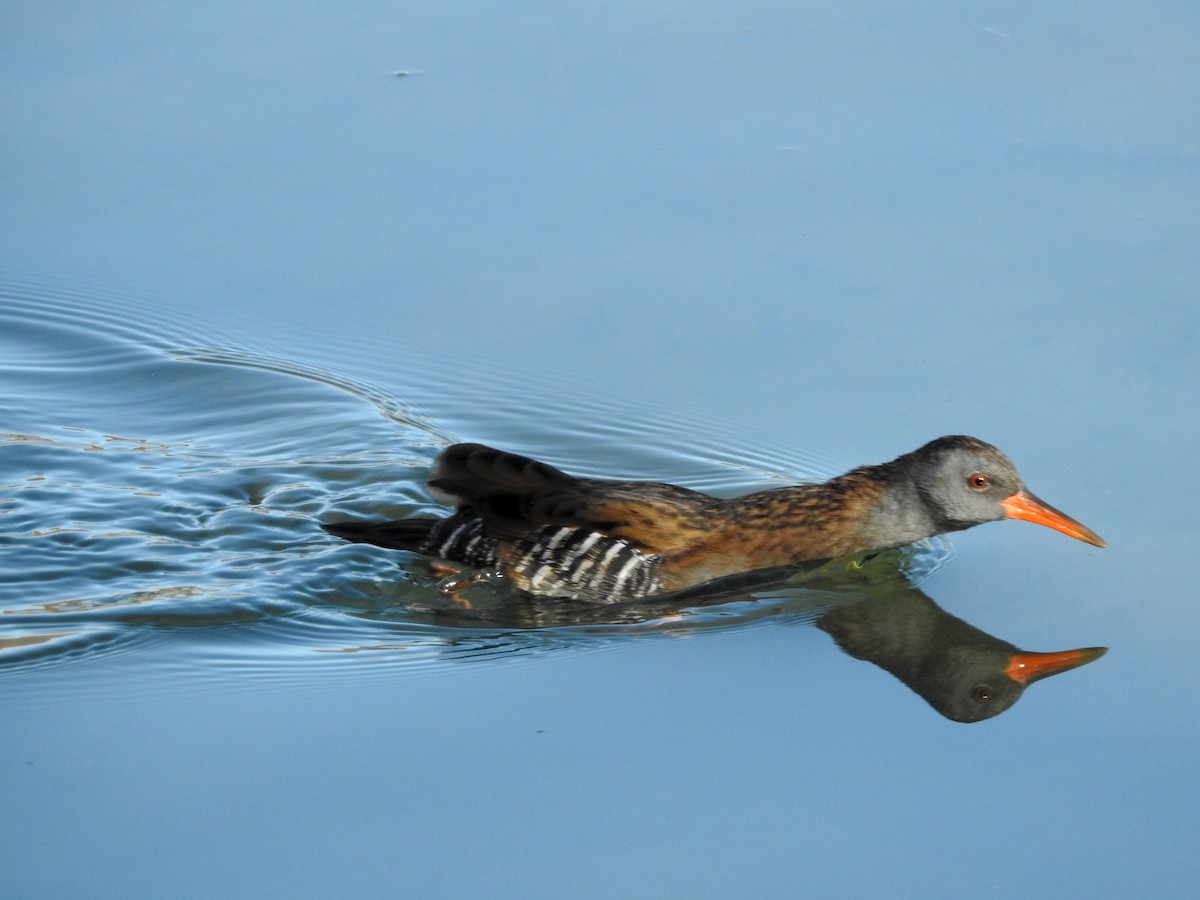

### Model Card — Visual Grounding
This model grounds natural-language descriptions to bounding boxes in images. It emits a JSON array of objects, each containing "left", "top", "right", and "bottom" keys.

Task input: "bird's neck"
[
  {"left": 849, "top": 460, "right": 944, "bottom": 552},
  {"left": 816, "top": 588, "right": 946, "bottom": 682}
]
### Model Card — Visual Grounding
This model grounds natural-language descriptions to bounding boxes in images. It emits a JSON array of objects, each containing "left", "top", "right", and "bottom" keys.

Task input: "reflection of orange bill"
[{"left": 1001, "top": 489, "right": 1105, "bottom": 547}]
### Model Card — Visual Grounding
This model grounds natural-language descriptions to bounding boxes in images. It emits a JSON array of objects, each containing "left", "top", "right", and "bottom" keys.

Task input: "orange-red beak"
[
  {"left": 1001, "top": 489, "right": 1106, "bottom": 547},
  {"left": 1004, "top": 646, "right": 1108, "bottom": 685}
]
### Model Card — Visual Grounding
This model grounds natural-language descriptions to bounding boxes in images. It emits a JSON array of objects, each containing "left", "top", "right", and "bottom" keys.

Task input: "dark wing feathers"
[
  {"left": 474, "top": 488, "right": 615, "bottom": 540},
  {"left": 560, "top": 485, "right": 722, "bottom": 554},
  {"left": 429, "top": 444, "right": 722, "bottom": 552}
]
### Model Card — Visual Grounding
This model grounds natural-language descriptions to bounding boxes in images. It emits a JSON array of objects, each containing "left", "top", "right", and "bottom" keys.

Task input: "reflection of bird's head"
[
  {"left": 817, "top": 587, "right": 1108, "bottom": 723},
  {"left": 916, "top": 645, "right": 1106, "bottom": 723},
  {"left": 917, "top": 646, "right": 1028, "bottom": 722}
]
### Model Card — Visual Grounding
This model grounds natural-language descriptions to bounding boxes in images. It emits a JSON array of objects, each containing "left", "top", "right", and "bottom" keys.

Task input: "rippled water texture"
[
  {"left": 1, "top": 282, "right": 954, "bottom": 681},
  {"left": 6, "top": 0, "right": 1198, "bottom": 893}
]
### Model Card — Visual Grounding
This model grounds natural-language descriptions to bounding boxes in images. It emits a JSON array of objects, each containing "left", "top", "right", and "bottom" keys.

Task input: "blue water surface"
[{"left": 3, "top": 2, "right": 1198, "bottom": 897}]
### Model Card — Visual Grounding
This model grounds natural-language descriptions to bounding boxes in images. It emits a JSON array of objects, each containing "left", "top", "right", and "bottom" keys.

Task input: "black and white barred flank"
[
  {"left": 417, "top": 511, "right": 498, "bottom": 568},
  {"left": 324, "top": 511, "right": 663, "bottom": 603},
  {"left": 501, "top": 525, "right": 663, "bottom": 601}
]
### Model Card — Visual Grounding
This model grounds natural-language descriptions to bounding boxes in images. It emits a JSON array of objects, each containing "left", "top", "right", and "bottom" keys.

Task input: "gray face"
[{"left": 912, "top": 438, "right": 1024, "bottom": 531}]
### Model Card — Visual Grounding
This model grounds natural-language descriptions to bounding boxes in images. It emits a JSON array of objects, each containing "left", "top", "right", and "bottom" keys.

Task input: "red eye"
[{"left": 968, "top": 473, "right": 990, "bottom": 491}]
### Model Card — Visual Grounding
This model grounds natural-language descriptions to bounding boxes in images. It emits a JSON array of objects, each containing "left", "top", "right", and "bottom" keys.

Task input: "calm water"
[{"left": 4, "top": 2, "right": 1199, "bottom": 897}]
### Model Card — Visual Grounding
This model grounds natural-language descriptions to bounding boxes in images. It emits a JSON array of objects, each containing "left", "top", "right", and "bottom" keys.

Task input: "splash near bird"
[{"left": 322, "top": 436, "right": 1104, "bottom": 603}]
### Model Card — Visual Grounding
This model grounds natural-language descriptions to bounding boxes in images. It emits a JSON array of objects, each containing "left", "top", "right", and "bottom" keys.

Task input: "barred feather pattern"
[
  {"left": 418, "top": 512, "right": 501, "bottom": 569},
  {"left": 501, "top": 525, "right": 664, "bottom": 602},
  {"left": 417, "top": 513, "right": 662, "bottom": 602}
]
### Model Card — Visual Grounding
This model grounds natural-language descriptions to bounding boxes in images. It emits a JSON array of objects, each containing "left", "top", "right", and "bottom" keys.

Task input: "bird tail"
[
  {"left": 320, "top": 517, "right": 440, "bottom": 551},
  {"left": 426, "top": 443, "right": 579, "bottom": 508}
]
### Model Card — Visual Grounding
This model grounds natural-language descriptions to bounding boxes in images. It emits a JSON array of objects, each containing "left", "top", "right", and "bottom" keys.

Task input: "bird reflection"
[
  {"left": 395, "top": 556, "right": 1105, "bottom": 723},
  {"left": 813, "top": 586, "right": 1105, "bottom": 722}
]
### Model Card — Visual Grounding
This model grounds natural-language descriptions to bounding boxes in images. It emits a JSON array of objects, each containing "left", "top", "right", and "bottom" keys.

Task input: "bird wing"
[{"left": 428, "top": 444, "right": 720, "bottom": 553}]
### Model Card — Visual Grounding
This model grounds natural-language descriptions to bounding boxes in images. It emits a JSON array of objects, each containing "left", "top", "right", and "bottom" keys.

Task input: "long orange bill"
[
  {"left": 1005, "top": 646, "right": 1108, "bottom": 685},
  {"left": 1000, "top": 489, "right": 1106, "bottom": 547}
]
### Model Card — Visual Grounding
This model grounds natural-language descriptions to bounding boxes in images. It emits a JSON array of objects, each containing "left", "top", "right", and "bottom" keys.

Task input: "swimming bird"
[{"left": 321, "top": 436, "right": 1104, "bottom": 603}]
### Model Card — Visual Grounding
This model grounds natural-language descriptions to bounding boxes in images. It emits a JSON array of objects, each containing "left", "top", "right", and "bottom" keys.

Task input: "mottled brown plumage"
[{"left": 322, "top": 436, "right": 1104, "bottom": 602}]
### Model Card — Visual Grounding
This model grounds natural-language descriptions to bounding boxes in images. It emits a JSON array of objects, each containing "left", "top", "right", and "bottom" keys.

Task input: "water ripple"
[{"left": 0, "top": 278, "right": 951, "bottom": 682}]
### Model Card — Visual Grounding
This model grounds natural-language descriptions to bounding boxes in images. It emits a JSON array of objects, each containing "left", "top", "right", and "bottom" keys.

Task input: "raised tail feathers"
[{"left": 427, "top": 443, "right": 580, "bottom": 508}]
